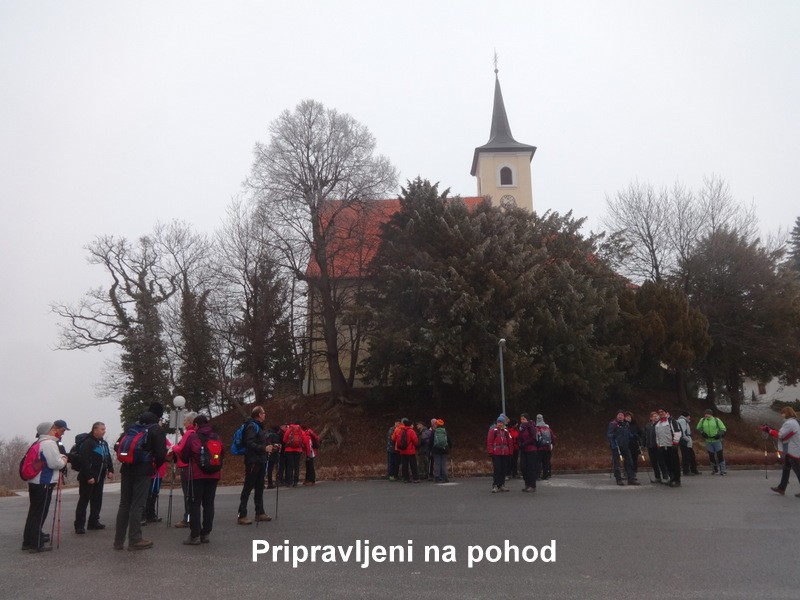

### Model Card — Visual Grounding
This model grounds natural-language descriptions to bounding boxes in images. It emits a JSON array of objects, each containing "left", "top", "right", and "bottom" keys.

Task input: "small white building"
[{"left": 742, "top": 377, "right": 800, "bottom": 405}]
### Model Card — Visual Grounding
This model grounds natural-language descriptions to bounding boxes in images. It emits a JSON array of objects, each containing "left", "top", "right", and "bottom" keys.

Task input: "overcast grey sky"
[{"left": 1, "top": 1, "right": 798, "bottom": 444}]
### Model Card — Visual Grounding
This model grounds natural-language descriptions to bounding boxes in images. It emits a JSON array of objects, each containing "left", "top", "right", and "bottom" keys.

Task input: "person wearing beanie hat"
[
  {"left": 148, "top": 402, "right": 165, "bottom": 420},
  {"left": 113, "top": 407, "right": 167, "bottom": 551},
  {"left": 415, "top": 421, "right": 433, "bottom": 481},
  {"left": 22, "top": 422, "right": 68, "bottom": 552},
  {"left": 430, "top": 419, "right": 452, "bottom": 483},
  {"left": 487, "top": 417, "right": 512, "bottom": 492},
  {"left": 518, "top": 414, "right": 539, "bottom": 492},
  {"left": 392, "top": 418, "right": 420, "bottom": 483},
  {"left": 696, "top": 410, "right": 727, "bottom": 475},
  {"left": 607, "top": 411, "right": 638, "bottom": 486},
  {"left": 535, "top": 414, "right": 554, "bottom": 480}
]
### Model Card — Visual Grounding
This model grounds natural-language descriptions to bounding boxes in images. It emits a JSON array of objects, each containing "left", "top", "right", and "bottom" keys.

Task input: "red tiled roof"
[{"left": 306, "top": 197, "right": 484, "bottom": 280}]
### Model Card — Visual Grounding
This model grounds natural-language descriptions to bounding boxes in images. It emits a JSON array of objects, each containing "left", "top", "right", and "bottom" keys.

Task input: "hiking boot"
[
  {"left": 29, "top": 545, "right": 52, "bottom": 553},
  {"left": 720, "top": 471, "right": 727, "bottom": 476},
  {"left": 237, "top": 516, "right": 253, "bottom": 525},
  {"left": 146, "top": 516, "right": 162, "bottom": 523},
  {"left": 75, "top": 527, "right": 86, "bottom": 534},
  {"left": 183, "top": 536, "right": 201, "bottom": 545},
  {"left": 653, "top": 478, "right": 662, "bottom": 484},
  {"left": 40, "top": 533, "right": 50, "bottom": 542},
  {"left": 87, "top": 522, "right": 106, "bottom": 530},
  {"left": 795, "top": 492, "right": 800, "bottom": 498},
  {"left": 129, "top": 539, "right": 153, "bottom": 550},
  {"left": 113, "top": 542, "right": 124, "bottom": 550},
  {"left": 388, "top": 476, "right": 397, "bottom": 481},
  {"left": 255, "top": 514, "right": 272, "bottom": 522},
  {"left": 616, "top": 480, "right": 625, "bottom": 486},
  {"left": 771, "top": 486, "right": 786, "bottom": 496},
  {"left": 200, "top": 535, "right": 210, "bottom": 544},
  {"left": 174, "top": 521, "right": 189, "bottom": 529},
  {"left": 499, "top": 486, "right": 510, "bottom": 492},
  {"left": 267, "top": 484, "right": 276, "bottom": 489},
  {"left": 491, "top": 486, "right": 499, "bottom": 493},
  {"left": 668, "top": 480, "right": 681, "bottom": 487},
  {"left": 628, "top": 480, "right": 641, "bottom": 486}
]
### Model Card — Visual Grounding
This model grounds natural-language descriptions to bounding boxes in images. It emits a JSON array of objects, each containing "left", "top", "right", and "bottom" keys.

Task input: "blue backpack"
[
  {"left": 116, "top": 423, "right": 154, "bottom": 464},
  {"left": 231, "top": 421, "right": 259, "bottom": 456}
]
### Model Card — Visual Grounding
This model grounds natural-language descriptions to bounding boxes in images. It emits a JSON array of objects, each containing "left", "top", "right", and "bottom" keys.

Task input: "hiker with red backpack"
[
  {"left": 180, "top": 414, "right": 222, "bottom": 545},
  {"left": 113, "top": 403, "right": 167, "bottom": 551},
  {"left": 168, "top": 411, "right": 198, "bottom": 529},
  {"left": 302, "top": 424, "right": 320, "bottom": 486},
  {"left": 392, "top": 418, "right": 420, "bottom": 483},
  {"left": 283, "top": 421, "right": 306, "bottom": 487},
  {"left": 21, "top": 421, "right": 68, "bottom": 552},
  {"left": 487, "top": 415, "right": 513, "bottom": 493}
]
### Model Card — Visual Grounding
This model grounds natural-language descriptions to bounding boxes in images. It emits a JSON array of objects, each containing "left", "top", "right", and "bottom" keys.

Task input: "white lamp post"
[{"left": 498, "top": 339, "right": 507, "bottom": 417}]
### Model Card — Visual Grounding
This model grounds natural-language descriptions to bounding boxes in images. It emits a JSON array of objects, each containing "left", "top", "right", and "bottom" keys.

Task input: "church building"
[{"left": 303, "top": 71, "right": 536, "bottom": 394}]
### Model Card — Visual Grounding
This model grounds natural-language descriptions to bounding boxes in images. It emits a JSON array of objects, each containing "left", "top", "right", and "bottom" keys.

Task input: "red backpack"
[
  {"left": 286, "top": 425, "right": 303, "bottom": 450},
  {"left": 197, "top": 433, "right": 224, "bottom": 474},
  {"left": 19, "top": 441, "right": 44, "bottom": 481}
]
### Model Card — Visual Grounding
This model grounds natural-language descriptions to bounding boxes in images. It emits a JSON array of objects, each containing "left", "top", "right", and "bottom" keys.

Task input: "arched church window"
[{"left": 500, "top": 166, "right": 513, "bottom": 186}]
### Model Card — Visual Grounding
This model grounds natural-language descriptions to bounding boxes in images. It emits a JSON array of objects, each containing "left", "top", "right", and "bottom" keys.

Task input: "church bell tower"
[{"left": 470, "top": 67, "right": 536, "bottom": 212}]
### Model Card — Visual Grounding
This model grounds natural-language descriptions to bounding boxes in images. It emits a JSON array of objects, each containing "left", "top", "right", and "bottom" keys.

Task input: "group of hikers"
[
  {"left": 385, "top": 412, "right": 555, "bottom": 494},
  {"left": 20, "top": 399, "right": 800, "bottom": 554},
  {"left": 20, "top": 403, "right": 320, "bottom": 553},
  {"left": 607, "top": 407, "right": 729, "bottom": 487}
]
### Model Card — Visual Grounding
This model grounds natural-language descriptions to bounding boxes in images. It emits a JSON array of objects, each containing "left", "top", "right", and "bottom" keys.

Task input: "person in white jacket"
[
  {"left": 762, "top": 406, "right": 800, "bottom": 497},
  {"left": 22, "top": 422, "right": 68, "bottom": 552}
]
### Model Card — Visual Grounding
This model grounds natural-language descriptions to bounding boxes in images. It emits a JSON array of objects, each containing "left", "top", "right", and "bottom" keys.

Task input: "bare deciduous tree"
[{"left": 246, "top": 99, "right": 397, "bottom": 399}]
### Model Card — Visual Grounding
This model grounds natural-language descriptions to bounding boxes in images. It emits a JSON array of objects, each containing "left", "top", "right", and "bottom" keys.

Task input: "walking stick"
[
  {"left": 275, "top": 460, "right": 280, "bottom": 521},
  {"left": 166, "top": 457, "right": 176, "bottom": 527}
]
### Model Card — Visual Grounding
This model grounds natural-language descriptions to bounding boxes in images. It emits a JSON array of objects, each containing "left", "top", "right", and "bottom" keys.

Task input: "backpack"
[
  {"left": 231, "top": 421, "right": 259, "bottom": 456},
  {"left": 286, "top": 425, "right": 303, "bottom": 450},
  {"left": 197, "top": 433, "right": 224, "bottom": 474},
  {"left": 68, "top": 432, "right": 90, "bottom": 472},
  {"left": 432, "top": 427, "right": 448, "bottom": 452},
  {"left": 308, "top": 430, "right": 321, "bottom": 450},
  {"left": 538, "top": 427, "right": 552, "bottom": 447},
  {"left": 19, "top": 441, "right": 43, "bottom": 481},
  {"left": 116, "top": 423, "right": 154, "bottom": 464},
  {"left": 397, "top": 428, "right": 409, "bottom": 451}
]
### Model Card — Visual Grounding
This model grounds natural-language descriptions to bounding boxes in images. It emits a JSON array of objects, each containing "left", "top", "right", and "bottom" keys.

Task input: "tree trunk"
[
  {"left": 726, "top": 368, "right": 742, "bottom": 419},
  {"left": 676, "top": 369, "right": 690, "bottom": 411}
]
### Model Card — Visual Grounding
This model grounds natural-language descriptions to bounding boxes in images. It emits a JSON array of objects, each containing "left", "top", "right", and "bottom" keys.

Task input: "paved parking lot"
[{"left": 2, "top": 470, "right": 796, "bottom": 599}]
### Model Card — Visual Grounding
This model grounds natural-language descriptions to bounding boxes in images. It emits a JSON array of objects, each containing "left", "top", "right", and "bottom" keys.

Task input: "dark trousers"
[
  {"left": 648, "top": 447, "right": 667, "bottom": 480},
  {"left": 508, "top": 450, "right": 520, "bottom": 477},
  {"left": 611, "top": 447, "right": 635, "bottom": 481},
  {"left": 387, "top": 451, "right": 400, "bottom": 478},
  {"left": 114, "top": 472, "right": 150, "bottom": 546},
  {"left": 145, "top": 476, "right": 161, "bottom": 519},
  {"left": 305, "top": 456, "right": 316, "bottom": 483},
  {"left": 522, "top": 450, "right": 539, "bottom": 488},
  {"left": 75, "top": 476, "right": 105, "bottom": 528},
  {"left": 539, "top": 450, "right": 552, "bottom": 479},
  {"left": 400, "top": 454, "right": 419, "bottom": 481},
  {"left": 179, "top": 467, "right": 190, "bottom": 522},
  {"left": 238, "top": 462, "right": 266, "bottom": 517},
  {"left": 658, "top": 446, "right": 681, "bottom": 483},
  {"left": 284, "top": 452, "right": 302, "bottom": 485},
  {"left": 491, "top": 455, "right": 508, "bottom": 488},
  {"left": 417, "top": 452, "right": 430, "bottom": 480},
  {"left": 778, "top": 455, "right": 800, "bottom": 490},
  {"left": 188, "top": 478, "right": 218, "bottom": 539},
  {"left": 680, "top": 445, "right": 699, "bottom": 474},
  {"left": 23, "top": 483, "right": 55, "bottom": 549}
]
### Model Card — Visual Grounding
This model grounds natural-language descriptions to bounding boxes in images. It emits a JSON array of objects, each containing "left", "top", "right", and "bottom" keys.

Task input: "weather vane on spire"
[{"left": 493, "top": 49, "right": 499, "bottom": 75}]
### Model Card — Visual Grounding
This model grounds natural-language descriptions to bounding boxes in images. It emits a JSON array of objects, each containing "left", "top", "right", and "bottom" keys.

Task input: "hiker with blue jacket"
[
  {"left": 74, "top": 421, "right": 114, "bottom": 534},
  {"left": 607, "top": 410, "right": 638, "bottom": 486},
  {"left": 237, "top": 406, "right": 274, "bottom": 525}
]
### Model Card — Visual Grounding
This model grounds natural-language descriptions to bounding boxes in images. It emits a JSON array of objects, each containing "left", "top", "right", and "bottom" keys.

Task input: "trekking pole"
[
  {"left": 167, "top": 458, "right": 176, "bottom": 527},
  {"left": 275, "top": 460, "right": 280, "bottom": 521},
  {"left": 56, "top": 473, "right": 63, "bottom": 549}
]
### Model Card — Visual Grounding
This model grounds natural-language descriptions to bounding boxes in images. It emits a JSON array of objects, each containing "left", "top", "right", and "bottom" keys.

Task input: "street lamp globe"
[{"left": 173, "top": 395, "right": 186, "bottom": 409}]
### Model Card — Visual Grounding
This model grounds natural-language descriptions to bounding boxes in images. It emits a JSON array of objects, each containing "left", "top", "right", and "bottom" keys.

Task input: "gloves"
[{"left": 760, "top": 425, "right": 770, "bottom": 433}]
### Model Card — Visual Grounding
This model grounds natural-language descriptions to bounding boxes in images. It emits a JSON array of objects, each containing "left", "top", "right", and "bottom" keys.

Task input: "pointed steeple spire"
[{"left": 471, "top": 68, "right": 535, "bottom": 176}]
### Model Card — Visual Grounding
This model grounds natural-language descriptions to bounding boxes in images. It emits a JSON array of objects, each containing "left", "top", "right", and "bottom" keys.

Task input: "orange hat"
[{"left": 436, "top": 419, "right": 444, "bottom": 426}]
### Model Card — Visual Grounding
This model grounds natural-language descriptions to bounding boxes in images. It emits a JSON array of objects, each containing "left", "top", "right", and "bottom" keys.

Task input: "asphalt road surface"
[{"left": 1, "top": 470, "right": 796, "bottom": 599}]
